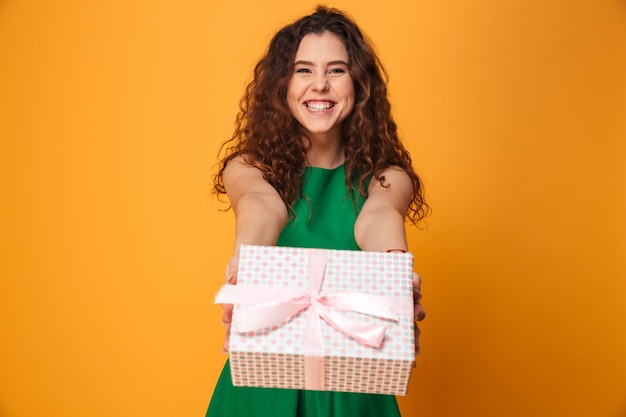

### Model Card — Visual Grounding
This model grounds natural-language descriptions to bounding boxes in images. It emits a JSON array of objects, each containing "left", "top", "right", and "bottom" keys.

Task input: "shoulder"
[
  {"left": 223, "top": 154, "right": 256, "bottom": 174},
  {"left": 364, "top": 165, "right": 412, "bottom": 213},
  {"left": 368, "top": 166, "right": 412, "bottom": 194},
  {"left": 223, "top": 155, "right": 264, "bottom": 186},
  {"left": 223, "top": 156, "right": 279, "bottom": 204}
]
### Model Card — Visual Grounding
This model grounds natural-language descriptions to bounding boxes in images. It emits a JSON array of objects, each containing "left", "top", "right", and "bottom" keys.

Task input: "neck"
[{"left": 304, "top": 132, "right": 344, "bottom": 169}]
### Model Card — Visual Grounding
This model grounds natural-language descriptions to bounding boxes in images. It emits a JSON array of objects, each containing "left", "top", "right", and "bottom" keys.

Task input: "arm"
[
  {"left": 354, "top": 166, "right": 412, "bottom": 252},
  {"left": 354, "top": 166, "right": 425, "bottom": 352},
  {"left": 220, "top": 156, "right": 288, "bottom": 351},
  {"left": 223, "top": 156, "right": 288, "bottom": 256}
]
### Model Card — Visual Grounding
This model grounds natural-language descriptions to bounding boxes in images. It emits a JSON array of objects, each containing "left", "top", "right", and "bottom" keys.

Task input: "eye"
[
  {"left": 329, "top": 68, "right": 345, "bottom": 74},
  {"left": 295, "top": 67, "right": 312, "bottom": 74}
]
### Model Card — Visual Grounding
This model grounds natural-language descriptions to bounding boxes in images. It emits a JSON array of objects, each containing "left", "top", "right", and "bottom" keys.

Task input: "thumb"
[{"left": 225, "top": 256, "right": 239, "bottom": 284}]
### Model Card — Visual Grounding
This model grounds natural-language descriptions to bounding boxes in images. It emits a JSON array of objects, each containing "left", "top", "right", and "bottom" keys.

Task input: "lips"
[{"left": 305, "top": 100, "right": 335, "bottom": 112}]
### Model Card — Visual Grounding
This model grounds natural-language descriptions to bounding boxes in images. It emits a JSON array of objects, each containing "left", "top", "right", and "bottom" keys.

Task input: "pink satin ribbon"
[{"left": 215, "top": 248, "right": 413, "bottom": 389}]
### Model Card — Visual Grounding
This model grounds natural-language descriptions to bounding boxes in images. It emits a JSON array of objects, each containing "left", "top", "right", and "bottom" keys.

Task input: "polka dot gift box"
[{"left": 215, "top": 244, "right": 416, "bottom": 395}]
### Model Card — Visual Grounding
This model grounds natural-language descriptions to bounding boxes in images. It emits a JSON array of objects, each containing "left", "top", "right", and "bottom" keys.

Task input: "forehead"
[{"left": 295, "top": 31, "right": 349, "bottom": 62}]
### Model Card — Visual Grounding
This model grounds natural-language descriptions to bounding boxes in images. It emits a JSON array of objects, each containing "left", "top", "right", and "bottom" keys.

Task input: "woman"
[{"left": 207, "top": 6, "right": 428, "bottom": 417}]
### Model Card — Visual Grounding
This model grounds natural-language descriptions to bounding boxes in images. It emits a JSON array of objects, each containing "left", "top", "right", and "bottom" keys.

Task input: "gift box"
[{"left": 215, "top": 244, "right": 415, "bottom": 395}]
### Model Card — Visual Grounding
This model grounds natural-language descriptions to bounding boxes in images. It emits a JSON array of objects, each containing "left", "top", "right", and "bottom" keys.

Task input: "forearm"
[
  {"left": 355, "top": 167, "right": 412, "bottom": 252},
  {"left": 232, "top": 192, "right": 288, "bottom": 255},
  {"left": 354, "top": 206, "right": 408, "bottom": 252}
]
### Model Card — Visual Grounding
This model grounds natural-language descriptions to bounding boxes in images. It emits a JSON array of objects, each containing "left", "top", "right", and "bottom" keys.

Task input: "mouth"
[{"left": 305, "top": 101, "right": 335, "bottom": 112}]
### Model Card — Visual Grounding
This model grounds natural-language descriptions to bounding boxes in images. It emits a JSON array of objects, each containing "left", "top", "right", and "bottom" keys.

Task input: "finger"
[
  {"left": 413, "top": 285, "right": 423, "bottom": 302},
  {"left": 412, "top": 271, "right": 422, "bottom": 289},
  {"left": 412, "top": 270, "right": 425, "bottom": 321},
  {"left": 414, "top": 322, "right": 421, "bottom": 354},
  {"left": 225, "top": 264, "right": 238, "bottom": 284},
  {"left": 414, "top": 302, "right": 426, "bottom": 322},
  {"left": 222, "top": 322, "right": 231, "bottom": 353},
  {"left": 222, "top": 303, "right": 233, "bottom": 353},
  {"left": 222, "top": 255, "right": 239, "bottom": 353},
  {"left": 222, "top": 303, "right": 234, "bottom": 324}
]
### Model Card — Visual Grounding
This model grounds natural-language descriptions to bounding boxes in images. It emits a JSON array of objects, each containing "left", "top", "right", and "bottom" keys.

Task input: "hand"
[
  {"left": 413, "top": 271, "right": 425, "bottom": 354},
  {"left": 221, "top": 255, "right": 239, "bottom": 353}
]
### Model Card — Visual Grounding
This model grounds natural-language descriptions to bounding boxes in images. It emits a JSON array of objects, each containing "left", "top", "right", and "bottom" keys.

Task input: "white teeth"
[{"left": 306, "top": 101, "right": 333, "bottom": 111}]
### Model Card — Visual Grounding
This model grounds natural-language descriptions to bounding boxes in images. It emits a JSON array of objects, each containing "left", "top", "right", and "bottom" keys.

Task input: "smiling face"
[{"left": 287, "top": 31, "right": 355, "bottom": 143}]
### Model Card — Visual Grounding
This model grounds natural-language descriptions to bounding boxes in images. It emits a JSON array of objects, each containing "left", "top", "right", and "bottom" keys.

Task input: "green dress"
[{"left": 206, "top": 165, "right": 401, "bottom": 417}]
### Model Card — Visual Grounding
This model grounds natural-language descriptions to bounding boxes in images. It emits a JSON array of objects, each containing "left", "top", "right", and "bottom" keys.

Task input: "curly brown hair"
[{"left": 214, "top": 5, "right": 429, "bottom": 224}]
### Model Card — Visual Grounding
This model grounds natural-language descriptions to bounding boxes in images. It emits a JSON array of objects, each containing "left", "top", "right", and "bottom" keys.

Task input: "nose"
[{"left": 311, "top": 73, "right": 330, "bottom": 92}]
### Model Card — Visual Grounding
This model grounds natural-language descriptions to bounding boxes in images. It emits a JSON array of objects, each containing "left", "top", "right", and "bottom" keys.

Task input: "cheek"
[
  {"left": 286, "top": 82, "right": 299, "bottom": 112},
  {"left": 287, "top": 102, "right": 304, "bottom": 123},
  {"left": 344, "top": 85, "right": 356, "bottom": 111},
  {"left": 287, "top": 94, "right": 298, "bottom": 112},
  {"left": 288, "top": 78, "right": 306, "bottom": 98},
  {"left": 343, "top": 78, "right": 355, "bottom": 103}
]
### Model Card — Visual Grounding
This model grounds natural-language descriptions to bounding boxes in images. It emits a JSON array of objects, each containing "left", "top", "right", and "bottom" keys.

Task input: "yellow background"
[{"left": 1, "top": 1, "right": 625, "bottom": 416}]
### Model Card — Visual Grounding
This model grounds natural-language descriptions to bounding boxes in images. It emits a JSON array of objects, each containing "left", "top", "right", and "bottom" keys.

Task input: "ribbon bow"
[{"left": 215, "top": 249, "right": 404, "bottom": 349}]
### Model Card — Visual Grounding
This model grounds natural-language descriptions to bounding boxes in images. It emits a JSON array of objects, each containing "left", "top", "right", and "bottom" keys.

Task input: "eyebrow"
[{"left": 294, "top": 60, "right": 349, "bottom": 67}]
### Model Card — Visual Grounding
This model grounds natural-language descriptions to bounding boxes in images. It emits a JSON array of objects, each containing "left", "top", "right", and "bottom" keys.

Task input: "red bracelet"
[{"left": 386, "top": 249, "right": 407, "bottom": 253}]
